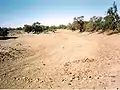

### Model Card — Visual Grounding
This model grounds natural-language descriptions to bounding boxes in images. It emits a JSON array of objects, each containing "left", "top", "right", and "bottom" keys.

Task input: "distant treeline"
[{"left": 0, "top": 1, "right": 120, "bottom": 36}]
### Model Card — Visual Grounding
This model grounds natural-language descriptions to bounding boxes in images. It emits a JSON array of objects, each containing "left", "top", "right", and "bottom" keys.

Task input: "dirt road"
[{"left": 0, "top": 30, "right": 120, "bottom": 89}]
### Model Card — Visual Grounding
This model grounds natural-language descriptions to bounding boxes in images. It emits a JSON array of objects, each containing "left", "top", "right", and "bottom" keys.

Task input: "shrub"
[{"left": 0, "top": 27, "right": 9, "bottom": 37}]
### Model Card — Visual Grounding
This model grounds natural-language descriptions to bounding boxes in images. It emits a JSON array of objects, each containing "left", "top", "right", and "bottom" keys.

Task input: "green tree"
[
  {"left": 58, "top": 24, "right": 67, "bottom": 29},
  {"left": 73, "top": 16, "right": 85, "bottom": 32},
  {"left": 85, "top": 16, "right": 103, "bottom": 32},
  {"left": 103, "top": 1, "right": 120, "bottom": 31},
  {"left": 0, "top": 27, "right": 8, "bottom": 37},
  {"left": 24, "top": 25, "right": 33, "bottom": 33},
  {"left": 32, "top": 22, "right": 43, "bottom": 33}
]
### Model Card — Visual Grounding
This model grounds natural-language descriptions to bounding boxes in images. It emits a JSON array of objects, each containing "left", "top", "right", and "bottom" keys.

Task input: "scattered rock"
[
  {"left": 68, "top": 83, "right": 71, "bottom": 86},
  {"left": 110, "top": 75, "right": 116, "bottom": 78},
  {"left": 3, "top": 73, "right": 7, "bottom": 77},
  {"left": 70, "top": 79, "right": 73, "bottom": 82},
  {"left": 89, "top": 76, "right": 92, "bottom": 78},
  {"left": 22, "top": 77, "right": 25, "bottom": 79},
  {"left": 83, "top": 77, "right": 86, "bottom": 80},
  {"left": 73, "top": 60, "right": 80, "bottom": 63},
  {"left": 35, "top": 78, "right": 40, "bottom": 82},
  {"left": 41, "top": 80, "right": 44, "bottom": 83},
  {"left": 49, "top": 78, "right": 53, "bottom": 82},
  {"left": 75, "top": 76, "right": 80, "bottom": 80},
  {"left": 64, "top": 62, "right": 71, "bottom": 67},
  {"left": 14, "top": 77, "right": 20, "bottom": 80},
  {"left": 62, "top": 79, "right": 66, "bottom": 82},
  {"left": 75, "top": 77, "right": 79, "bottom": 80},
  {"left": 72, "top": 77, "right": 75, "bottom": 80},
  {"left": 82, "top": 58, "right": 95, "bottom": 63}
]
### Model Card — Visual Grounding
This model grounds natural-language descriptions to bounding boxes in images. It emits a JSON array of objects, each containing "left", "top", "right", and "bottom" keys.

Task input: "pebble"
[
  {"left": 83, "top": 77, "right": 86, "bottom": 80},
  {"left": 35, "top": 78, "right": 40, "bottom": 82},
  {"left": 70, "top": 79, "right": 73, "bottom": 82},
  {"left": 3, "top": 73, "right": 7, "bottom": 77},
  {"left": 62, "top": 79, "right": 65, "bottom": 82},
  {"left": 22, "top": 77, "right": 25, "bottom": 79},
  {"left": 72, "top": 77, "right": 75, "bottom": 80},
  {"left": 75, "top": 78, "right": 79, "bottom": 80},
  {"left": 68, "top": 83, "right": 71, "bottom": 86},
  {"left": 41, "top": 80, "right": 44, "bottom": 83},
  {"left": 89, "top": 76, "right": 92, "bottom": 78},
  {"left": 16, "top": 78, "right": 19, "bottom": 80}
]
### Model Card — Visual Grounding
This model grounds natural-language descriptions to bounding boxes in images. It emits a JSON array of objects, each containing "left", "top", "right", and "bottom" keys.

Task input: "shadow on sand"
[{"left": 0, "top": 36, "right": 18, "bottom": 40}]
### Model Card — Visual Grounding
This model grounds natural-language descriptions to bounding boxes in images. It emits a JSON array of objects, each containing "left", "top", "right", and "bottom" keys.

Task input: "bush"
[
  {"left": 23, "top": 22, "right": 57, "bottom": 34},
  {"left": 0, "top": 27, "right": 9, "bottom": 37}
]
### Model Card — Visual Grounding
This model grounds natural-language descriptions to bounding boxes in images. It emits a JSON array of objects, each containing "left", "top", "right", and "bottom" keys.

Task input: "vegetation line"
[{"left": 0, "top": 1, "right": 120, "bottom": 36}]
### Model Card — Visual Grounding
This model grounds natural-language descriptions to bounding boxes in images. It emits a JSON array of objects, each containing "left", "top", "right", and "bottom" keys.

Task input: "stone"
[
  {"left": 68, "top": 83, "right": 71, "bottom": 86},
  {"left": 89, "top": 76, "right": 92, "bottom": 78}
]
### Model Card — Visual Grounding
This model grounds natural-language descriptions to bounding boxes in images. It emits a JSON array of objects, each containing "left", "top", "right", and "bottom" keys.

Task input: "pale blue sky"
[{"left": 0, "top": 0, "right": 120, "bottom": 27}]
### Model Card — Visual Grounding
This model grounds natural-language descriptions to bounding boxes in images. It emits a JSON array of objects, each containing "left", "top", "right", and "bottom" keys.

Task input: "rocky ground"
[{"left": 0, "top": 30, "right": 120, "bottom": 89}]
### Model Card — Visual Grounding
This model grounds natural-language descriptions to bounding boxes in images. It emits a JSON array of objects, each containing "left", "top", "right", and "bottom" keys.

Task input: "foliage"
[
  {"left": 24, "top": 25, "right": 33, "bottom": 33},
  {"left": 69, "top": 1, "right": 120, "bottom": 34},
  {"left": 1, "top": 1, "right": 120, "bottom": 35},
  {"left": 23, "top": 22, "right": 57, "bottom": 34},
  {"left": 102, "top": 1, "right": 120, "bottom": 31},
  {"left": 0, "top": 27, "right": 9, "bottom": 37},
  {"left": 57, "top": 24, "right": 67, "bottom": 29},
  {"left": 73, "top": 16, "right": 85, "bottom": 32}
]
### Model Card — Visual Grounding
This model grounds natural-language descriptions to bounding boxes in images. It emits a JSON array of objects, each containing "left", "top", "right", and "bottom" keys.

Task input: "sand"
[{"left": 0, "top": 30, "right": 120, "bottom": 89}]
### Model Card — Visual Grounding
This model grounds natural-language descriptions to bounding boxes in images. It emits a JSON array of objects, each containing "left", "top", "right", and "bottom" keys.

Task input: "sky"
[{"left": 0, "top": 0, "right": 120, "bottom": 27}]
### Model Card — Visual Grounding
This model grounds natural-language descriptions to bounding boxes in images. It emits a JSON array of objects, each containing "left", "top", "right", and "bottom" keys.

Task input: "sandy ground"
[{"left": 0, "top": 30, "right": 120, "bottom": 89}]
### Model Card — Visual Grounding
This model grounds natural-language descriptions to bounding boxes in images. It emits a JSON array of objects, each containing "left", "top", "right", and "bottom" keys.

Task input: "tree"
[
  {"left": 67, "top": 23, "right": 72, "bottom": 30},
  {"left": 16, "top": 27, "right": 23, "bottom": 30},
  {"left": 85, "top": 16, "right": 103, "bottom": 32},
  {"left": 23, "top": 22, "right": 57, "bottom": 34},
  {"left": 0, "top": 27, "right": 9, "bottom": 37},
  {"left": 58, "top": 24, "right": 67, "bottom": 29},
  {"left": 24, "top": 25, "right": 33, "bottom": 33},
  {"left": 73, "top": 16, "right": 84, "bottom": 32},
  {"left": 103, "top": 1, "right": 120, "bottom": 31},
  {"left": 32, "top": 22, "right": 43, "bottom": 33}
]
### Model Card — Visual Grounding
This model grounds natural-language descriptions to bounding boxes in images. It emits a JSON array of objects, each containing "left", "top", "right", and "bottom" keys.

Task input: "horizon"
[{"left": 1, "top": 0, "right": 120, "bottom": 28}]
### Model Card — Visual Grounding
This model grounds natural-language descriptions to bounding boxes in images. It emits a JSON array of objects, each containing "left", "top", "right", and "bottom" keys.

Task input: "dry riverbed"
[{"left": 0, "top": 30, "right": 120, "bottom": 89}]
